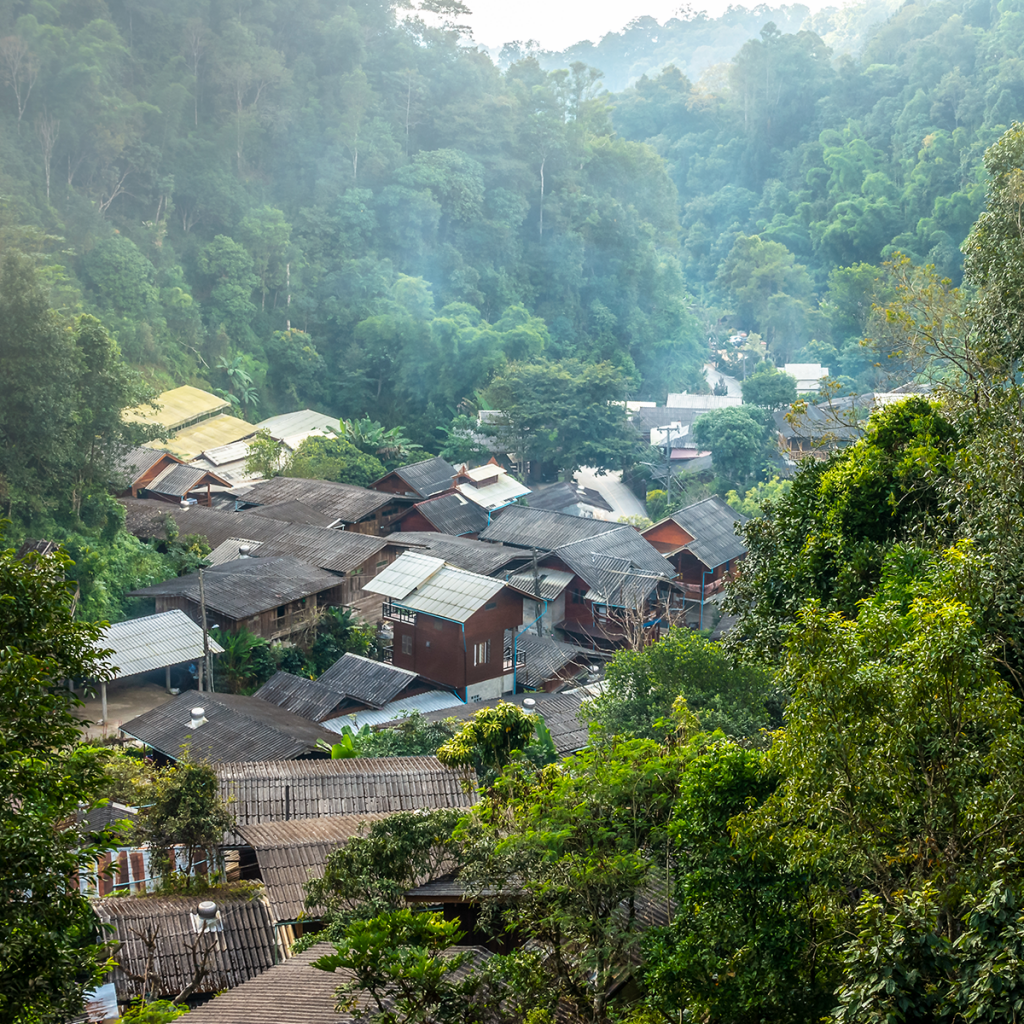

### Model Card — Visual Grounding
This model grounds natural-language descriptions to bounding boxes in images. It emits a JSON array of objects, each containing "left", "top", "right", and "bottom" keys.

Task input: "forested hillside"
[{"left": 3, "top": 0, "right": 1024, "bottom": 443}]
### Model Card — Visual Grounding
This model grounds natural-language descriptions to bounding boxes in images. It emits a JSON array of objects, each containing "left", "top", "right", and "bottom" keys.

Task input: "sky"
[{"left": 461, "top": 0, "right": 759, "bottom": 51}]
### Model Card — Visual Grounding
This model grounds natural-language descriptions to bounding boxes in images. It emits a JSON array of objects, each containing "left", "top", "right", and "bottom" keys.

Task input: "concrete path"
[
  {"left": 575, "top": 466, "right": 647, "bottom": 520},
  {"left": 73, "top": 679, "right": 179, "bottom": 743},
  {"left": 704, "top": 362, "right": 742, "bottom": 397}
]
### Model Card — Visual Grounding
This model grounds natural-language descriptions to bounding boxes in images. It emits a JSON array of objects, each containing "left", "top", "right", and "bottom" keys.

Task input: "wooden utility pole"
[
  {"left": 198, "top": 568, "right": 214, "bottom": 693},
  {"left": 530, "top": 548, "right": 544, "bottom": 637}
]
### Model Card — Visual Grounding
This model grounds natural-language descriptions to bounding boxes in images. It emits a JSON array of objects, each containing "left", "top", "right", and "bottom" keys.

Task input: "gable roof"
[
  {"left": 527, "top": 480, "right": 614, "bottom": 514},
  {"left": 235, "top": 815, "right": 391, "bottom": 922},
  {"left": 121, "top": 499, "right": 389, "bottom": 573},
  {"left": 374, "top": 456, "right": 458, "bottom": 499},
  {"left": 93, "top": 886, "right": 279, "bottom": 1003},
  {"left": 234, "top": 477, "right": 392, "bottom": 523},
  {"left": 401, "top": 491, "right": 489, "bottom": 536},
  {"left": 665, "top": 496, "right": 749, "bottom": 569},
  {"left": 111, "top": 445, "right": 180, "bottom": 487},
  {"left": 144, "top": 462, "right": 231, "bottom": 499},
  {"left": 504, "top": 566, "right": 576, "bottom": 602},
  {"left": 322, "top": 688, "right": 466, "bottom": 732},
  {"left": 479, "top": 505, "right": 622, "bottom": 551},
  {"left": 120, "top": 691, "right": 338, "bottom": 762},
  {"left": 102, "top": 610, "right": 225, "bottom": 678},
  {"left": 216, "top": 757, "right": 473, "bottom": 827},
  {"left": 256, "top": 409, "right": 339, "bottom": 442},
  {"left": 149, "top": 414, "right": 257, "bottom": 460},
  {"left": 514, "top": 632, "right": 591, "bottom": 688},
  {"left": 552, "top": 527, "right": 676, "bottom": 607},
  {"left": 363, "top": 553, "right": 507, "bottom": 624},
  {"left": 453, "top": 461, "right": 530, "bottom": 511},
  {"left": 247, "top": 500, "right": 337, "bottom": 527},
  {"left": 128, "top": 556, "right": 342, "bottom": 620},
  {"left": 391, "top": 532, "right": 526, "bottom": 576},
  {"left": 255, "top": 656, "right": 425, "bottom": 720}
]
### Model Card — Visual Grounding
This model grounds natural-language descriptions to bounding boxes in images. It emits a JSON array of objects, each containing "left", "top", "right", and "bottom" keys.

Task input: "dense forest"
[{"left": 2, "top": 0, "right": 1023, "bottom": 442}]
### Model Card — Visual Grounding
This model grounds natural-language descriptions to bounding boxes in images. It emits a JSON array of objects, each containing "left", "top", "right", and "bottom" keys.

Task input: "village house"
[
  {"left": 233, "top": 476, "right": 403, "bottom": 534},
  {"left": 641, "top": 496, "right": 749, "bottom": 627},
  {"left": 392, "top": 490, "right": 490, "bottom": 536},
  {"left": 128, "top": 555, "right": 347, "bottom": 642},
  {"left": 119, "top": 691, "right": 338, "bottom": 763},
  {"left": 253, "top": 652, "right": 456, "bottom": 729},
  {"left": 363, "top": 551, "right": 525, "bottom": 700},
  {"left": 371, "top": 454, "right": 459, "bottom": 501}
]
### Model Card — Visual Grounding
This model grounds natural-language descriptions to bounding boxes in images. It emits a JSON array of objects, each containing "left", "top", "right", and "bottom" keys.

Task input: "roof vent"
[
  {"left": 523, "top": 697, "right": 536, "bottom": 707},
  {"left": 191, "top": 900, "right": 224, "bottom": 934},
  {"left": 190, "top": 707, "right": 206, "bottom": 730},
  {"left": 238, "top": 544, "right": 251, "bottom": 558},
  {"left": 180, "top": 499, "right": 190, "bottom": 510}
]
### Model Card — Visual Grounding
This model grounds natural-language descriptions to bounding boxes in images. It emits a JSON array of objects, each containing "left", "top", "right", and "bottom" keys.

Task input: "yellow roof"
[
  {"left": 145, "top": 414, "right": 256, "bottom": 460},
  {"left": 124, "top": 386, "right": 230, "bottom": 431}
]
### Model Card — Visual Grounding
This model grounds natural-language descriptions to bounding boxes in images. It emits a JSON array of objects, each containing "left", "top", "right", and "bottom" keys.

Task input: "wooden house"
[
  {"left": 128, "top": 555, "right": 347, "bottom": 642},
  {"left": 371, "top": 455, "right": 458, "bottom": 501},
  {"left": 363, "top": 551, "right": 525, "bottom": 701}
]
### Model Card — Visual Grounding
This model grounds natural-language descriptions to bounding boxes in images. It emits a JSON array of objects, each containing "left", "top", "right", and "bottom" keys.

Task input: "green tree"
[
  {"left": 484, "top": 359, "right": 635, "bottom": 478},
  {"left": 592, "top": 627, "right": 773, "bottom": 742},
  {"left": 197, "top": 236, "right": 258, "bottom": 344},
  {"left": 243, "top": 429, "right": 286, "bottom": 480},
  {"left": 0, "top": 535, "right": 117, "bottom": 1022},
  {"left": 436, "top": 700, "right": 538, "bottom": 786},
  {"left": 725, "top": 397, "right": 958, "bottom": 662},
  {"left": 691, "top": 406, "right": 768, "bottom": 482},
  {"left": 134, "top": 757, "right": 234, "bottom": 882},
  {"left": 740, "top": 366, "right": 798, "bottom": 410},
  {"left": 283, "top": 436, "right": 385, "bottom": 488}
]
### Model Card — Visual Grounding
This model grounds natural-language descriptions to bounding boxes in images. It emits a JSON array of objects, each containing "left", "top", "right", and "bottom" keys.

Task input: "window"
[
  {"left": 401, "top": 634, "right": 412, "bottom": 656},
  {"left": 376, "top": 559, "right": 388, "bottom": 568},
  {"left": 484, "top": 601, "right": 497, "bottom": 610},
  {"left": 473, "top": 640, "right": 491, "bottom": 666},
  {"left": 276, "top": 605, "right": 287, "bottom": 620},
  {"left": 571, "top": 588, "right": 586, "bottom": 604},
  {"left": 434, "top": 620, "right": 443, "bottom": 631}
]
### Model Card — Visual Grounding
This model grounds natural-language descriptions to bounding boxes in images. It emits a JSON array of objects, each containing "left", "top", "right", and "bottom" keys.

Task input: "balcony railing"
[
  {"left": 382, "top": 601, "right": 417, "bottom": 624},
  {"left": 503, "top": 646, "right": 526, "bottom": 672}
]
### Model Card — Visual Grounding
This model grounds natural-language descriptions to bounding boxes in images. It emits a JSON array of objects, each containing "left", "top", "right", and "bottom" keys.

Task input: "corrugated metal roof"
[
  {"left": 553, "top": 527, "right": 676, "bottom": 608},
  {"left": 363, "top": 551, "right": 445, "bottom": 600},
  {"left": 111, "top": 445, "right": 176, "bottom": 486},
  {"left": 456, "top": 475, "right": 530, "bottom": 510},
  {"left": 257, "top": 409, "right": 338, "bottom": 439},
  {"left": 145, "top": 463, "right": 229, "bottom": 498},
  {"left": 391, "top": 533, "right": 525, "bottom": 575},
  {"left": 123, "top": 385, "right": 230, "bottom": 430},
  {"left": 669, "top": 496, "right": 749, "bottom": 569},
  {"left": 120, "top": 691, "right": 339, "bottom": 762},
  {"left": 382, "top": 456, "right": 458, "bottom": 499},
  {"left": 181, "top": 942, "right": 492, "bottom": 1024},
  {"left": 93, "top": 886, "right": 279, "bottom": 1002},
  {"left": 128, "top": 556, "right": 342, "bottom": 620},
  {"left": 323, "top": 689, "right": 466, "bottom": 732},
  {"left": 527, "top": 481, "right": 614, "bottom": 514},
  {"left": 399, "top": 565, "right": 505, "bottom": 623},
  {"left": 513, "top": 632, "right": 590, "bottom": 686},
  {"left": 255, "top": 657, "right": 423, "bottom": 720},
  {"left": 101, "top": 610, "right": 225, "bottom": 678},
  {"left": 254, "top": 671, "right": 351, "bottom": 722},
  {"left": 217, "top": 757, "right": 474, "bottom": 827},
  {"left": 236, "top": 814, "right": 390, "bottom": 922},
  {"left": 665, "top": 393, "right": 744, "bottom": 410},
  {"left": 316, "top": 653, "right": 421, "bottom": 707},
  {"left": 206, "top": 538, "right": 264, "bottom": 566},
  {"left": 122, "top": 501, "right": 389, "bottom": 574},
  {"left": 505, "top": 567, "right": 575, "bottom": 602},
  {"left": 404, "top": 492, "right": 489, "bottom": 536},
  {"left": 247, "top": 500, "right": 336, "bottom": 526},
  {"left": 235, "top": 477, "right": 391, "bottom": 523},
  {"left": 479, "top": 505, "right": 622, "bottom": 551},
  {"left": 197, "top": 438, "right": 254, "bottom": 466},
  {"left": 147, "top": 414, "right": 256, "bottom": 460}
]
